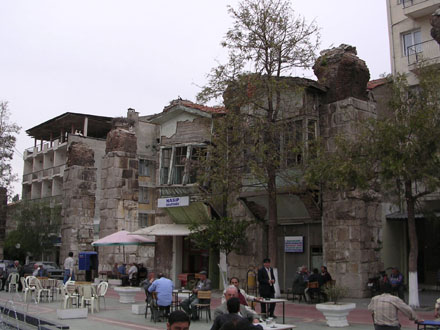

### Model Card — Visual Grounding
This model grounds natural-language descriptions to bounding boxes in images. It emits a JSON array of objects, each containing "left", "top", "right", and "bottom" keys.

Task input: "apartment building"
[{"left": 387, "top": 0, "right": 440, "bottom": 84}]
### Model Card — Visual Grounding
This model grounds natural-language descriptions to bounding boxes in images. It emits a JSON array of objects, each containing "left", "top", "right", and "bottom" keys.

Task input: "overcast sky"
[{"left": 0, "top": 0, "right": 390, "bottom": 197}]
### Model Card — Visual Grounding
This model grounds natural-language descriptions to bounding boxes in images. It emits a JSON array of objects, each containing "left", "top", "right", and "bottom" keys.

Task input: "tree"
[
  {"left": 198, "top": 0, "right": 320, "bottom": 267},
  {"left": 0, "top": 101, "right": 20, "bottom": 196},
  {"left": 304, "top": 67, "right": 440, "bottom": 307},
  {"left": 5, "top": 201, "right": 61, "bottom": 262}
]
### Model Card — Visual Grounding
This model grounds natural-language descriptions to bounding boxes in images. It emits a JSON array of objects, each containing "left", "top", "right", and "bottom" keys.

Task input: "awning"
[
  {"left": 386, "top": 211, "right": 440, "bottom": 220},
  {"left": 130, "top": 224, "right": 193, "bottom": 236}
]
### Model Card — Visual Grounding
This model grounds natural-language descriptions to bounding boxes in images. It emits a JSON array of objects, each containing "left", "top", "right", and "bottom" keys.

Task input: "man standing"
[
  {"left": 148, "top": 272, "right": 174, "bottom": 318},
  {"left": 368, "top": 292, "right": 418, "bottom": 330},
  {"left": 63, "top": 252, "right": 75, "bottom": 283},
  {"left": 390, "top": 268, "right": 405, "bottom": 300},
  {"left": 257, "top": 258, "right": 276, "bottom": 318},
  {"left": 181, "top": 270, "right": 211, "bottom": 320},
  {"left": 214, "top": 285, "right": 260, "bottom": 323},
  {"left": 167, "top": 310, "right": 190, "bottom": 330}
]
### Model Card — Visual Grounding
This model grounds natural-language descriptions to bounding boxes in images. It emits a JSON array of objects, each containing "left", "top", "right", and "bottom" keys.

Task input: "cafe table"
[
  {"left": 171, "top": 289, "right": 192, "bottom": 310},
  {"left": 255, "top": 298, "right": 288, "bottom": 324}
]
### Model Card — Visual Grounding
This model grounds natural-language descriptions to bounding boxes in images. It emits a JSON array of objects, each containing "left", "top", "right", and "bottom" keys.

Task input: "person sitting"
[
  {"left": 141, "top": 272, "right": 156, "bottom": 305},
  {"left": 220, "top": 318, "right": 263, "bottom": 330},
  {"left": 37, "top": 265, "right": 48, "bottom": 277},
  {"left": 167, "top": 310, "right": 190, "bottom": 330},
  {"left": 138, "top": 263, "right": 148, "bottom": 282},
  {"left": 128, "top": 263, "right": 138, "bottom": 286},
  {"left": 211, "top": 297, "right": 244, "bottom": 330},
  {"left": 214, "top": 286, "right": 259, "bottom": 323},
  {"left": 181, "top": 270, "right": 211, "bottom": 321},
  {"left": 0, "top": 267, "right": 5, "bottom": 291},
  {"left": 112, "top": 263, "right": 119, "bottom": 279},
  {"left": 292, "top": 265, "right": 309, "bottom": 302},
  {"left": 305, "top": 268, "right": 320, "bottom": 302},
  {"left": 319, "top": 266, "right": 332, "bottom": 286},
  {"left": 221, "top": 277, "right": 262, "bottom": 306},
  {"left": 390, "top": 268, "right": 404, "bottom": 300},
  {"left": 32, "top": 264, "right": 40, "bottom": 276},
  {"left": 148, "top": 272, "right": 174, "bottom": 320},
  {"left": 118, "top": 263, "right": 129, "bottom": 286}
]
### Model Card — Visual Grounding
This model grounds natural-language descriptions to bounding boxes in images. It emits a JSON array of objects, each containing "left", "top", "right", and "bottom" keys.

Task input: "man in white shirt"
[
  {"left": 63, "top": 252, "right": 75, "bottom": 283},
  {"left": 128, "top": 263, "right": 138, "bottom": 286}
]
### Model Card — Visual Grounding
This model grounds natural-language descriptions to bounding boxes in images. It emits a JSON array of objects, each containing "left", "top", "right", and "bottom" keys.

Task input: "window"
[
  {"left": 139, "top": 159, "right": 150, "bottom": 177},
  {"left": 160, "top": 148, "right": 172, "bottom": 184},
  {"left": 139, "top": 187, "right": 150, "bottom": 204},
  {"left": 139, "top": 214, "right": 153, "bottom": 228},
  {"left": 282, "top": 119, "right": 303, "bottom": 166},
  {"left": 402, "top": 30, "right": 421, "bottom": 56},
  {"left": 160, "top": 145, "right": 207, "bottom": 185}
]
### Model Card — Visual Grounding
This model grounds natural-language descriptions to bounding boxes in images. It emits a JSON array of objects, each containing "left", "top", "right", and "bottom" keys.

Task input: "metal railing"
[
  {"left": 402, "top": 0, "right": 429, "bottom": 8},
  {"left": 407, "top": 39, "right": 440, "bottom": 65}
]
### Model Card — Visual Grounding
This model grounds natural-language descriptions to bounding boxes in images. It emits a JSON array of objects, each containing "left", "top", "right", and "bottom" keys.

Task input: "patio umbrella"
[{"left": 91, "top": 230, "right": 155, "bottom": 263}]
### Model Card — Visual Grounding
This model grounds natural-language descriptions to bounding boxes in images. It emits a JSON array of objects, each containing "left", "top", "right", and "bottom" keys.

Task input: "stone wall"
[
  {"left": 60, "top": 166, "right": 96, "bottom": 261},
  {"left": 320, "top": 97, "right": 383, "bottom": 297}
]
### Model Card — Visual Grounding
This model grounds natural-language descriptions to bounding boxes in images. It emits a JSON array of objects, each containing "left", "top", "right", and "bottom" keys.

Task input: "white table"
[
  {"left": 255, "top": 298, "right": 288, "bottom": 324},
  {"left": 261, "top": 323, "right": 296, "bottom": 330}
]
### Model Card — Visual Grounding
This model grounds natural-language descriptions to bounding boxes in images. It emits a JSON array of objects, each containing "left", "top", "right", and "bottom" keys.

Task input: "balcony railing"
[
  {"left": 407, "top": 39, "right": 440, "bottom": 65},
  {"left": 403, "top": 0, "right": 428, "bottom": 8}
]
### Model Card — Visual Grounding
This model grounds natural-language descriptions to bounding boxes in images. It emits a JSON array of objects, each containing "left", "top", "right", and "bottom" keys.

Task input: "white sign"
[
  {"left": 285, "top": 236, "right": 303, "bottom": 253},
  {"left": 158, "top": 196, "right": 189, "bottom": 208}
]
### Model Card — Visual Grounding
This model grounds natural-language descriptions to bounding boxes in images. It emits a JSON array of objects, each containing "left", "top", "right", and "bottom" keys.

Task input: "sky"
[{"left": 0, "top": 0, "right": 390, "bottom": 198}]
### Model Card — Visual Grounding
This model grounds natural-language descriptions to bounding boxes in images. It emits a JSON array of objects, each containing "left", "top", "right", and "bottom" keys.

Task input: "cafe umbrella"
[{"left": 91, "top": 230, "right": 155, "bottom": 263}]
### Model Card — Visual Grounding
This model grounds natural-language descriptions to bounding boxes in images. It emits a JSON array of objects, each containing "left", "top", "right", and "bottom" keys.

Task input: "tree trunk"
[
  {"left": 405, "top": 180, "right": 420, "bottom": 307},
  {"left": 267, "top": 167, "right": 278, "bottom": 267}
]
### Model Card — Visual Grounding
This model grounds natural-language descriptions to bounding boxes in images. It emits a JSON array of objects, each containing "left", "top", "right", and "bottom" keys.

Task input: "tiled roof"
[
  {"left": 367, "top": 78, "right": 388, "bottom": 90},
  {"left": 164, "top": 99, "right": 226, "bottom": 114}
]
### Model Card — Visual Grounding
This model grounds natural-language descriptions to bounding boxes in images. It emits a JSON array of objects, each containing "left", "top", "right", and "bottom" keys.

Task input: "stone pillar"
[
  {"left": 320, "top": 98, "right": 383, "bottom": 297},
  {"left": 98, "top": 127, "right": 146, "bottom": 270},
  {"left": 61, "top": 142, "right": 96, "bottom": 263}
]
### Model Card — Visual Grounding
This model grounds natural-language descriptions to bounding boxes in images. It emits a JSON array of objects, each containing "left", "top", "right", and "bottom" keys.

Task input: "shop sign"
[
  {"left": 284, "top": 236, "right": 303, "bottom": 253},
  {"left": 158, "top": 196, "right": 189, "bottom": 208}
]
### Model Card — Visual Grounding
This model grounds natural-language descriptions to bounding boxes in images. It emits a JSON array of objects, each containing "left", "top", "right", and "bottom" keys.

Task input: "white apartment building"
[{"left": 387, "top": 0, "right": 440, "bottom": 85}]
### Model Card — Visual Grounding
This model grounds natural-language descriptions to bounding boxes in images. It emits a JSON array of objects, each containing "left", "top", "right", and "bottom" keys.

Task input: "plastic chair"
[
  {"left": 59, "top": 285, "right": 79, "bottom": 309},
  {"left": 96, "top": 281, "right": 108, "bottom": 310},
  {"left": 8, "top": 273, "right": 20, "bottom": 293},
  {"left": 80, "top": 285, "right": 98, "bottom": 313},
  {"left": 24, "top": 276, "right": 37, "bottom": 302},
  {"left": 195, "top": 290, "right": 211, "bottom": 322},
  {"left": 34, "top": 278, "right": 51, "bottom": 303}
]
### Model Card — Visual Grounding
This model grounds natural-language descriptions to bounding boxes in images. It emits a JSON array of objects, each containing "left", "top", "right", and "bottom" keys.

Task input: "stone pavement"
[{"left": 0, "top": 288, "right": 438, "bottom": 330}]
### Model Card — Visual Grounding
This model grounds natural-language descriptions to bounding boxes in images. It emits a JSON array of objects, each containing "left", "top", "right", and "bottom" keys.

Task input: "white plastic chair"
[
  {"left": 80, "top": 285, "right": 98, "bottom": 313},
  {"left": 96, "top": 281, "right": 108, "bottom": 310},
  {"left": 8, "top": 273, "right": 20, "bottom": 293},
  {"left": 24, "top": 276, "right": 37, "bottom": 302},
  {"left": 34, "top": 278, "right": 51, "bottom": 303},
  {"left": 60, "top": 285, "right": 78, "bottom": 309}
]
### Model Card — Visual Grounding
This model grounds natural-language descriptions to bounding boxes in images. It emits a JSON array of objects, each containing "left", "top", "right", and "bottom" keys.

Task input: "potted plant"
[{"left": 315, "top": 285, "right": 356, "bottom": 327}]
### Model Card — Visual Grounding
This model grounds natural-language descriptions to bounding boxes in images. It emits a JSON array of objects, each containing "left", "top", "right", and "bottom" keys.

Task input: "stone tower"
[
  {"left": 60, "top": 142, "right": 96, "bottom": 262},
  {"left": 316, "top": 45, "right": 383, "bottom": 297}
]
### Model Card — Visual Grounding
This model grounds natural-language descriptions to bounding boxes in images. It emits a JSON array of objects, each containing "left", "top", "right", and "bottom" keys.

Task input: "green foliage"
[
  {"left": 188, "top": 216, "right": 250, "bottom": 257},
  {"left": 305, "top": 67, "right": 440, "bottom": 200},
  {"left": 4, "top": 201, "right": 61, "bottom": 261},
  {"left": 322, "top": 284, "right": 348, "bottom": 304},
  {"left": 0, "top": 101, "right": 20, "bottom": 196}
]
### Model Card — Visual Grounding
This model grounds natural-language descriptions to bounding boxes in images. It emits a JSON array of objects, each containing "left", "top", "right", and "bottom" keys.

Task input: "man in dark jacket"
[{"left": 257, "top": 258, "right": 276, "bottom": 318}]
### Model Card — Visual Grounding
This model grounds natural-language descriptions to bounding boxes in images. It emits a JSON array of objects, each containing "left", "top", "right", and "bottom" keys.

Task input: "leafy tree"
[
  {"left": 0, "top": 101, "right": 20, "bottom": 196},
  {"left": 198, "top": 0, "right": 320, "bottom": 266},
  {"left": 304, "top": 67, "right": 440, "bottom": 307},
  {"left": 5, "top": 201, "right": 61, "bottom": 262}
]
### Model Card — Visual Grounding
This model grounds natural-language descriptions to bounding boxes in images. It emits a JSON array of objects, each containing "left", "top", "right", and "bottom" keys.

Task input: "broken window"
[
  {"left": 160, "top": 148, "right": 172, "bottom": 184},
  {"left": 160, "top": 145, "right": 207, "bottom": 185},
  {"left": 282, "top": 119, "right": 303, "bottom": 166},
  {"left": 139, "top": 187, "right": 150, "bottom": 204},
  {"left": 139, "top": 159, "right": 150, "bottom": 177}
]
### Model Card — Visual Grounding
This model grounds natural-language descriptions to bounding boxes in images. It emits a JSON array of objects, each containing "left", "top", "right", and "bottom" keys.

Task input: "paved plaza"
[{"left": 0, "top": 288, "right": 438, "bottom": 330}]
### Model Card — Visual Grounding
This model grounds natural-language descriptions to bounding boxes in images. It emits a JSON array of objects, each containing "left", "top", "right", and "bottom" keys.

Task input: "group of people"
[
  {"left": 0, "top": 260, "right": 24, "bottom": 291},
  {"left": 292, "top": 264, "right": 332, "bottom": 302},
  {"left": 112, "top": 262, "right": 148, "bottom": 286}
]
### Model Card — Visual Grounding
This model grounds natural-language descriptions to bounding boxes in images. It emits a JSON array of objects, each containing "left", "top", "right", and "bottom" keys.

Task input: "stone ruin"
[
  {"left": 313, "top": 44, "right": 370, "bottom": 103},
  {"left": 66, "top": 142, "right": 95, "bottom": 167},
  {"left": 105, "top": 128, "right": 137, "bottom": 154},
  {"left": 431, "top": 9, "right": 440, "bottom": 45}
]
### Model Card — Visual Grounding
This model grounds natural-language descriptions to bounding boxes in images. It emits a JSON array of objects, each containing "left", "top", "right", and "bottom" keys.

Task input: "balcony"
[
  {"left": 403, "top": 0, "right": 440, "bottom": 18},
  {"left": 407, "top": 39, "right": 440, "bottom": 66}
]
